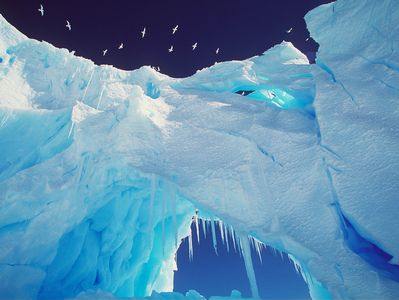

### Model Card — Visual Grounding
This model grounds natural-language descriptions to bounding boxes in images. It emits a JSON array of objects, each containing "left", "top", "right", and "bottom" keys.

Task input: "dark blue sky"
[
  {"left": 175, "top": 221, "right": 310, "bottom": 300},
  {"left": 1, "top": 0, "right": 331, "bottom": 77}
]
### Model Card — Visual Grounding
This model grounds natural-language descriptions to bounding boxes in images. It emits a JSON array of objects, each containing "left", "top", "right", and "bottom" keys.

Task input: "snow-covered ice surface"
[{"left": 0, "top": 0, "right": 399, "bottom": 299}]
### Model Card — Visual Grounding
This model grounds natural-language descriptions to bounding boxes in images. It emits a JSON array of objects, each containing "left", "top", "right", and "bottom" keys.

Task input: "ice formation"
[{"left": 0, "top": 0, "right": 399, "bottom": 299}]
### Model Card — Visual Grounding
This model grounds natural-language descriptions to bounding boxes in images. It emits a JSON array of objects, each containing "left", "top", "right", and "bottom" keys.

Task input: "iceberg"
[{"left": 0, "top": 0, "right": 398, "bottom": 299}]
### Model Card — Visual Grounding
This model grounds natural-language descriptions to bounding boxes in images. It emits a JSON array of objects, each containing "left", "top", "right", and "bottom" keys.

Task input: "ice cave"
[{"left": 0, "top": 0, "right": 398, "bottom": 299}]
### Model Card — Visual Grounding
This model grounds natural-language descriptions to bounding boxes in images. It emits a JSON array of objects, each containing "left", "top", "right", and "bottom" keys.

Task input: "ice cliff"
[{"left": 0, "top": 0, "right": 398, "bottom": 299}]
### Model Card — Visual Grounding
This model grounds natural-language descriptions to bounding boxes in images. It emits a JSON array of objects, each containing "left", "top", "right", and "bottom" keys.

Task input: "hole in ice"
[
  {"left": 249, "top": 89, "right": 313, "bottom": 110},
  {"left": 234, "top": 86, "right": 313, "bottom": 111},
  {"left": 174, "top": 218, "right": 311, "bottom": 300},
  {"left": 235, "top": 90, "right": 254, "bottom": 97},
  {"left": 0, "top": 57, "right": 3, "bottom": 63}
]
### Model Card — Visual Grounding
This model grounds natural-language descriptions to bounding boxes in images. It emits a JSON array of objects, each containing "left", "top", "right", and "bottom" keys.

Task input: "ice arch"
[{"left": 0, "top": 0, "right": 399, "bottom": 299}]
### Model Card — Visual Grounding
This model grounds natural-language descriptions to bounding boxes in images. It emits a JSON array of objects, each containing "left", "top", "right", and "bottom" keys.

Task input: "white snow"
[{"left": 0, "top": 0, "right": 399, "bottom": 299}]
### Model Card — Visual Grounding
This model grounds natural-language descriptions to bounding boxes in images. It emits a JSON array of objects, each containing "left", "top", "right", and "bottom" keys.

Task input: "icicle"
[
  {"left": 188, "top": 226, "right": 193, "bottom": 261},
  {"left": 254, "top": 239, "right": 263, "bottom": 264},
  {"left": 237, "top": 234, "right": 243, "bottom": 258},
  {"left": 148, "top": 174, "right": 157, "bottom": 232},
  {"left": 82, "top": 68, "right": 95, "bottom": 102},
  {"left": 224, "top": 223, "right": 230, "bottom": 253},
  {"left": 211, "top": 218, "right": 218, "bottom": 255},
  {"left": 240, "top": 235, "right": 260, "bottom": 299},
  {"left": 230, "top": 225, "right": 237, "bottom": 253},
  {"left": 96, "top": 85, "right": 105, "bottom": 110},
  {"left": 219, "top": 221, "right": 225, "bottom": 244},
  {"left": 194, "top": 211, "right": 200, "bottom": 244},
  {"left": 249, "top": 236, "right": 255, "bottom": 249},
  {"left": 201, "top": 219, "right": 207, "bottom": 238}
]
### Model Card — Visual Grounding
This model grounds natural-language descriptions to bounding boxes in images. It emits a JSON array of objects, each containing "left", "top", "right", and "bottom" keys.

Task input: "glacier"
[{"left": 0, "top": 0, "right": 399, "bottom": 299}]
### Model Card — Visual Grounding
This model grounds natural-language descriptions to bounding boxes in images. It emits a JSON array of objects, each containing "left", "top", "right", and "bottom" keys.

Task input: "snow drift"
[{"left": 0, "top": 0, "right": 398, "bottom": 299}]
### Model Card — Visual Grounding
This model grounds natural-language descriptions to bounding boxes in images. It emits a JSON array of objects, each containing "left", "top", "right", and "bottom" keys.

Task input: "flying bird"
[
  {"left": 118, "top": 43, "right": 124, "bottom": 49},
  {"left": 141, "top": 27, "right": 146, "bottom": 38},
  {"left": 286, "top": 27, "right": 293, "bottom": 34},
  {"left": 216, "top": 48, "right": 220, "bottom": 54},
  {"left": 38, "top": 4, "right": 44, "bottom": 16},
  {"left": 192, "top": 42, "right": 198, "bottom": 51},
  {"left": 66, "top": 20, "right": 71, "bottom": 31},
  {"left": 102, "top": 49, "right": 108, "bottom": 56},
  {"left": 172, "top": 25, "right": 179, "bottom": 35},
  {"left": 168, "top": 45, "right": 174, "bottom": 53}
]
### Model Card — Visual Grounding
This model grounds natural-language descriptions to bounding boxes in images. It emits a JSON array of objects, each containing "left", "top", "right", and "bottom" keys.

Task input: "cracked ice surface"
[
  {"left": 305, "top": 0, "right": 399, "bottom": 298},
  {"left": 307, "top": 0, "right": 399, "bottom": 262},
  {"left": 0, "top": 0, "right": 399, "bottom": 299}
]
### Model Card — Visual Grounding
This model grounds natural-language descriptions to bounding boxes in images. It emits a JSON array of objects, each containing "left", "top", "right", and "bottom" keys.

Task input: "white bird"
[
  {"left": 157, "top": 66, "right": 160, "bottom": 72},
  {"left": 172, "top": 25, "right": 179, "bottom": 35},
  {"left": 141, "top": 27, "right": 146, "bottom": 38},
  {"left": 168, "top": 45, "right": 174, "bottom": 53},
  {"left": 306, "top": 37, "right": 310, "bottom": 42},
  {"left": 66, "top": 20, "right": 71, "bottom": 31},
  {"left": 216, "top": 48, "right": 220, "bottom": 54},
  {"left": 38, "top": 4, "right": 44, "bottom": 16},
  {"left": 286, "top": 27, "right": 293, "bottom": 34},
  {"left": 118, "top": 43, "right": 124, "bottom": 49},
  {"left": 102, "top": 49, "right": 108, "bottom": 56},
  {"left": 71, "top": 50, "right": 76, "bottom": 55},
  {"left": 192, "top": 42, "right": 198, "bottom": 51}
]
